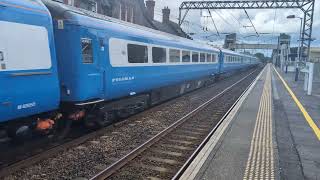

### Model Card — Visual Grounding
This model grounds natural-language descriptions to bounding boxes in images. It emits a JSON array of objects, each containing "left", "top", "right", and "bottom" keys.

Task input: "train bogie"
[{"left": 0, "top": 0, "right": 260, "bottom": 140}]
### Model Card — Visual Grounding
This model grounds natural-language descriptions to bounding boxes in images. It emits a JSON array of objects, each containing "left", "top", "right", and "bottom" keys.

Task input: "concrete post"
[
  {"left": 304, "top": 72, "right": 308, "bottom": 91},
  {"left": 307, "top": 63, "right": 314, "bottom": 95}
]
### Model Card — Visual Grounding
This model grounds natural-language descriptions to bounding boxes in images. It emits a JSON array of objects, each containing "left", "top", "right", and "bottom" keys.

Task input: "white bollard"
[
  {"left": 304, "top": 72, "right": 308, "bottom": 91},
  {"left": 307, "top": 63, "right": 314, "bottom": 95}
]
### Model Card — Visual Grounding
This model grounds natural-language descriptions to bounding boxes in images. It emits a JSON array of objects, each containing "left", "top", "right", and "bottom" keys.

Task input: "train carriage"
[
  {"left": 0, "top": 0, "right": 259, "bottom": 139},
  {"left": 43, "top": 0, "right": 224, "bottom": 124},
  {"left": 0, "top": 0, "right": 60, "bottom": 124}
]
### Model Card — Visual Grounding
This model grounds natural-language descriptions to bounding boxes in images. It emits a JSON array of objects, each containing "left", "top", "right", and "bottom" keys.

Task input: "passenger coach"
[
  {"left": 0, "top": 0, "right": 60, "bottom": 124},
  {"left": 0, "top": 0, "right": 259, "bottom": 139},
  {"left": 43, "top": 0, "right": 227, "bottom": 125}
]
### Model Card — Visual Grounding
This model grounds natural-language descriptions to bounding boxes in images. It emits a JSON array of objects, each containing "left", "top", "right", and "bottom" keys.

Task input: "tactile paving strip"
[{"left": 243, "top": 65, "right": 275, "bottom": 180}]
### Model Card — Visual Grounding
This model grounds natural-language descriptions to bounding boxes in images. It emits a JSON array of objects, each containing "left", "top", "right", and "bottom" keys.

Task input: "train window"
[
  {"left": 207, "top": 53, "right": 212, "bottom": 62},
  {"left": 182, "top": 51, "right": 190, "bottom": 62},
  {"left": 169, "top": 49, "right": 181, "bottom": 63},
  {"left": 212, "top": 54, "right": 216, "bottom": 63},
  {"left": 200, "top": 53, "right": 206, "bottom": 62},
  {"left": 81, "top": 38, "right": 93, "bottom": 64},
  {"left": 0, "top": 51, "right": 4, "bottom": 61},
  {"left": 127, "top": 44, "right": 148, "bottom": 63},
  {"left": 192, "top": 52, "right": 199, "bottom": 62},
  {"left": 152, "top": 47, "right": 166, "bottom": 63}
]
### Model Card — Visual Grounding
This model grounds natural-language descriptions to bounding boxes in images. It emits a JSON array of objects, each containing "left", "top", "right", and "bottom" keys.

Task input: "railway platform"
[{"left": 180, "top": 64, "right": 320, "bottom": 180}]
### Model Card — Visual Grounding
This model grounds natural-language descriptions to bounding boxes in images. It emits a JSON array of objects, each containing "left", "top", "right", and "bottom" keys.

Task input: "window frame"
[
  {"left": 182, "top": 50, "right": 191, "bottom": 63},
  {"left": 152, "top": 46, "right": 167, "bottom": 64},
  {"left": 206, "top": 53, "right": 212, "bottom": 62},
  {"left": 0, "top": 51, "right": 4, "bottom": 62},
  {"left": 200, "top": 53, "right": 206, "bottom": 62},
  {"left": 192, "top": 51, "right": 199, "bottom": 63},
  {"left": 212, "top": 54, "right": 217, "bottom": 63},
  {"left": 127, "top": 43, "right": 149, "bottom": 64},
  {"left": 81, "top": 38, "right": 94, "bottom": 64},
  {"left": 169, "top": 49, "right": 181, "bottom": 63}
]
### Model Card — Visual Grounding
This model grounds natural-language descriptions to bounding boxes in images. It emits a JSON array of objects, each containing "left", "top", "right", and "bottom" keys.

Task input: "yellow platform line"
[{"left": 273, "top": 66, "right": 320, "bottom": 141}]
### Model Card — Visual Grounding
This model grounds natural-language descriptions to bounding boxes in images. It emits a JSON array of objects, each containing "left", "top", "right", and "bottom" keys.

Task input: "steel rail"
[
  {"left": 172, "top": 65, "right": 266, "bottom": 180},
  {"left": 0, "top": 120, "right": 128, "bottom": 178},
  {"left": 90, "top": 68, "right": 260, "bottom": 180}
]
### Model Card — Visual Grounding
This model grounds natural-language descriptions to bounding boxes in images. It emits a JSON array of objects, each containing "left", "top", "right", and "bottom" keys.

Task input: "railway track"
[
  {"left": 90, "top": 67, "right": 262, "bottom": 180},
  {"left": 0, "top": 120, "right": 130, "bottom": 178},
  {"left": 0, "top": 67, "right": 262, "bottom": 179}
]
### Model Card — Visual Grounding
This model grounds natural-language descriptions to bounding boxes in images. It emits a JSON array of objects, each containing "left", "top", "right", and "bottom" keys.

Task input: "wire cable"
[
  {"left": 272, "top": 9, "right": 277, "bottom": 44},
  {"left": 212, "top": 9, "right": 236, "bottom": 29},
  {"left": 207, "top": 9, "right": 220, "bottom": 37},
  {"left": 243, "top": 9, "right": 259, "bottom": 37}
]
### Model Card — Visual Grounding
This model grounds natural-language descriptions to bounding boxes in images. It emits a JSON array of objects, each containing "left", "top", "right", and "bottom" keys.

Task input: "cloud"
[{"left": 151, "top": 0, "right": 320, "bottom": 47}]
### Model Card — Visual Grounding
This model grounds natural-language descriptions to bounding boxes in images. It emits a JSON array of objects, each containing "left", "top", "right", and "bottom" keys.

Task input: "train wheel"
[
  {"left": 58, "top": 119, "right": 73, "bottom": 140},
  {"left": 84, "top": 114, "right": 97, "bottom": 129},
  {"left": 7, "top": 125, "right": 33, "bottom": 142},
  {"left": 95, "top": 111, "right": 115, "bottom": 128}
]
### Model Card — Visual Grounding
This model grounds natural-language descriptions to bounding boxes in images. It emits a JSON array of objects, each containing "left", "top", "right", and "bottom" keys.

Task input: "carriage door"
[{"left": 81, "top": 35, "right": 104, "bottom": 98}]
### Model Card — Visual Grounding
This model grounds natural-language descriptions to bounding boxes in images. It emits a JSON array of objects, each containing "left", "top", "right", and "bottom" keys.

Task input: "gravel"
[
  {"left": 108, "top": 71, "right": 259, "bottom": 180},
  {"left": 4, "top": 69, "right": 258, "bottom": 180}
]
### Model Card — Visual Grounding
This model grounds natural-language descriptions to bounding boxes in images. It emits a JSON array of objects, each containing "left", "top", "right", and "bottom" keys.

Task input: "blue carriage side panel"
[
  {"left": 44, "top": 1, "right": 221, "bottom": 104},
  {"left": 0, "top": 0, "right": 60, "bottom": 122},
  {"left": 52, "top": 20, "right": 108, "bottom": 102},
  {"left": 220, "top": 48, "right": 256, "bottom": 74},
  {"left": 105, "top": 37, "right": 221, "bottom": 101}
]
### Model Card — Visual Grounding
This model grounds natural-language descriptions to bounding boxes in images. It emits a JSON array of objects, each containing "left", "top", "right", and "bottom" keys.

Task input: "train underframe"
[{"left": 0, "top": 66, "right": 254, "bottom": 142}]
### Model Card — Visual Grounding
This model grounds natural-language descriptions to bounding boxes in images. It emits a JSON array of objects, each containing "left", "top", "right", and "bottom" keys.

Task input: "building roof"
[
  {"left": 57, "top": 0, "right": 190, "bottom": 39},
  {"left": 151, "top": 20, "right": 191, "bottom": 39}
]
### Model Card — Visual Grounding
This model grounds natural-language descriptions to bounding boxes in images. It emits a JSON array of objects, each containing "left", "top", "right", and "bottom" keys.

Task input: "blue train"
[{"left": 0, "top": 0, "right": 259, "bottom": 138}]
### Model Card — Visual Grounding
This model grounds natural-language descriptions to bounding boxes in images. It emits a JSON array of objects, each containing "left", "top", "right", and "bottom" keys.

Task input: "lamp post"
[{"left": 287, "top": 15, "right": 303, "bottom": 81}]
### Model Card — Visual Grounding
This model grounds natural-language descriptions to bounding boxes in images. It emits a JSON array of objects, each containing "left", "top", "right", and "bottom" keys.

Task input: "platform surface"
[{"left": 180, "top": 64, "right": 320, "bottom": 180}]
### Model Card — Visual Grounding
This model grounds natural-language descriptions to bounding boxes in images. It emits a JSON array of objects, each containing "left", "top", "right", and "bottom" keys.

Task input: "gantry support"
[{"left": 179, "top": 0, "right": 315, "bottom": 60}]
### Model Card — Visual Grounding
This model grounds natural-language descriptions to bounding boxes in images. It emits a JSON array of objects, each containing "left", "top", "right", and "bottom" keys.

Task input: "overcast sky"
[{"left": 149, "top": 0, "right": 320, "bottom": 55}]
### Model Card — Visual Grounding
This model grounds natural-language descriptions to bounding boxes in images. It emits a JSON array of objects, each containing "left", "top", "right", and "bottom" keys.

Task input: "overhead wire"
[
  {"left": 272, "top": 9, "right": 277, "bottom": 44},
  {"left": 212, "top": 9, "right": 235, "bottom": 28},
  {"left": 229, "top": 11, "right": 244, "bottom": 27},
  {"left": 207, "top": 9, "right": 220, "bottom": 37},
  {"left": 243, "top": 9, "right": 259, "bottom": 37},
  {"left": 154, "top": 3, "right": 266, "bottom": 47},
  {"left": 153, "top": 10, "right": 207, "bottom": 35}
]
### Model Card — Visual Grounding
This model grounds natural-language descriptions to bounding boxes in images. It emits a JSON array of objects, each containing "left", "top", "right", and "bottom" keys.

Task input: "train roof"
[
  {"left": 42, "top": 0, "right": 221, "bottom": 53},
  {"left": 1, "top": 0, "right": 50, "bottom": 16},
  {"left": 220, "top": 48, "right": 257, "bottom": 58}
]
